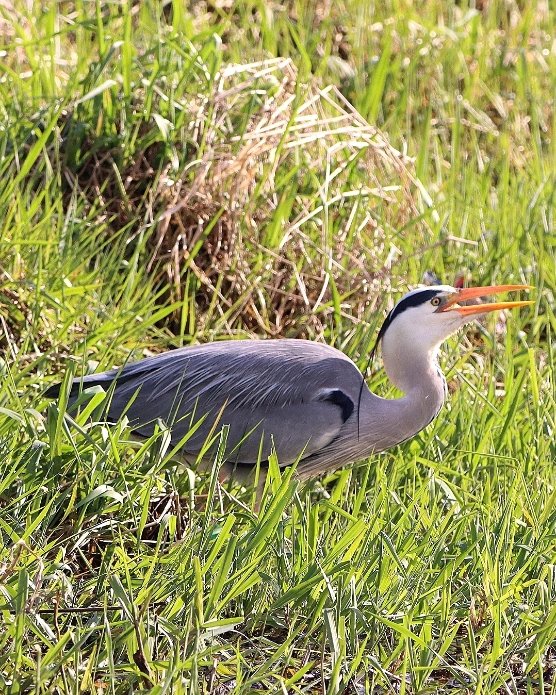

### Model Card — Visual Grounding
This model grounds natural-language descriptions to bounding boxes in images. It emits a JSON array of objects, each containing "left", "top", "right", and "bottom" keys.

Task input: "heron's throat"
[
  {"left": 356, "top": 344, "right": 447, "bottom": 454},
  {"left": 381, "top": 343, "right": 446, "bottom": 417}
]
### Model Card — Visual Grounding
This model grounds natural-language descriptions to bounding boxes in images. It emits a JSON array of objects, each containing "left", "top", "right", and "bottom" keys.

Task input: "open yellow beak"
[{"left": 439, "top": 284, "right": 534, "bottom": 316}]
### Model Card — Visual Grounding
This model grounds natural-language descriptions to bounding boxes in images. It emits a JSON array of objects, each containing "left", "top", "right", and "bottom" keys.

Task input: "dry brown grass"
[{"left": 62, "top": 59, "right": 431, "bottom": 339}]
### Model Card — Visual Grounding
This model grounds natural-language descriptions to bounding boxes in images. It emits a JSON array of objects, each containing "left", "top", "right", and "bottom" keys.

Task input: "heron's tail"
[
  {"left": 44, "top": 373, "right": 117, "bottom": 400},
  {"left": 44, "top": 364, "right": 142, "bottom": 401}
]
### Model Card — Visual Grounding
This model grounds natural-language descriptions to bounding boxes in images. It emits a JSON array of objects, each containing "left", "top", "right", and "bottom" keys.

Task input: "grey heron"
[{"left": 46, "top": 284, "right": 531, "bottom": 481}]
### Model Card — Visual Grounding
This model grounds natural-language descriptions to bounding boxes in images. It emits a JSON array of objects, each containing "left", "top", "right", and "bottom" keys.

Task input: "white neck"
[{"left": 357, "top": 341, "right": 447, "bottom": 454}]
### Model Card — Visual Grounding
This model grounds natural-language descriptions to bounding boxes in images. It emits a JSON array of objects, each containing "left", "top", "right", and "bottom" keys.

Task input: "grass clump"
[
  {"left": 0, "top": 0, "right": 554, "bottom": 693},
  {"left": 62, "top": 56, "right": 427, "bottom": 338}
]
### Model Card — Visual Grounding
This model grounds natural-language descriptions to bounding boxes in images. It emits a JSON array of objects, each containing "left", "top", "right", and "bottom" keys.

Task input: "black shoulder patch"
[{"left": 323, "top": 389, "right": 354, "bottom": 422}]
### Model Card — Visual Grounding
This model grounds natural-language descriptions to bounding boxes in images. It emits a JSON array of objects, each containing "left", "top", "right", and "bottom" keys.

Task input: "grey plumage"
[
  {"left": 54, "top": 341, "right": 368, "bottom": 476},
  {"left": 46, "top": 283, "right": 531, "bottom": 480}
]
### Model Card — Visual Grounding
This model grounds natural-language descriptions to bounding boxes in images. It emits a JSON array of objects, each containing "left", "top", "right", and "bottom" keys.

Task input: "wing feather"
[{"left": 68, "top": 339, "right": 365, "bottom": 465}]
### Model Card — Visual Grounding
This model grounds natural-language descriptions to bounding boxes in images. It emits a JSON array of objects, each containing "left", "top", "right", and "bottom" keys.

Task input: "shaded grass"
[{"left": 0, "top": 0, "right": 554, "bottom": 692}]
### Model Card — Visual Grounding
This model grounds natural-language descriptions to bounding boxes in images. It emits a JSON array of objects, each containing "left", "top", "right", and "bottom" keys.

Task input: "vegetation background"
[{"left": 0, "top": 0, "right": 554, "bottom": 692}]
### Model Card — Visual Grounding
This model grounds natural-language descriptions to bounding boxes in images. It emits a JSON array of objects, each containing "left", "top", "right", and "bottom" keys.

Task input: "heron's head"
[{"left": 378, "top": 283, "right": 532, "bottom": 362}]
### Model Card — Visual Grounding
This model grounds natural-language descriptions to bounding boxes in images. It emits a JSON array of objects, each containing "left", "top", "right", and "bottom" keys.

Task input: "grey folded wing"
[{"left": 55, "top": 340, "right": 364, "bottom": 466}]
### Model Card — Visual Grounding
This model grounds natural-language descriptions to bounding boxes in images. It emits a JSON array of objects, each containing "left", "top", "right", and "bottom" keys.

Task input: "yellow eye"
[{"left": 431, "top": 297, "right": 441, "bottom": 306}]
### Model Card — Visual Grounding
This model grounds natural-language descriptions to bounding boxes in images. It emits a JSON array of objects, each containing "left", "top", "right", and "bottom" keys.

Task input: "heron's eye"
[{"left": 431, "top": 297, "right": 441, "bottom": 307}]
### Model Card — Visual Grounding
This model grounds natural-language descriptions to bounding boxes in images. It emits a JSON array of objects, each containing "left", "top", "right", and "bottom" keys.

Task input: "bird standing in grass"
[{"left": 46, "top": 284, "right": 531, "bottom": 481}]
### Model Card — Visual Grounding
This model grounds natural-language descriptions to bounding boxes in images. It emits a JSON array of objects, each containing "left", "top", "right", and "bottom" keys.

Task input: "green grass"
[{"left": 0, "top": 0, "right": 555, "bottom": 692}]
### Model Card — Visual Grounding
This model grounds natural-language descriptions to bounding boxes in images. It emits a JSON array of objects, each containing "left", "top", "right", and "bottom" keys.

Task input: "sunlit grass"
[{"left": 0, "top": 0, "right": 554, "bottom": 692}]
